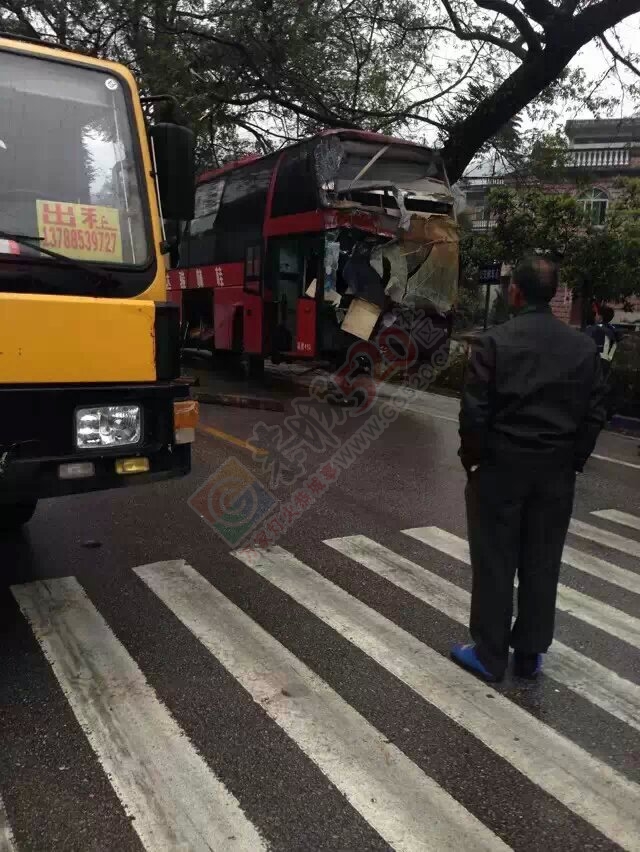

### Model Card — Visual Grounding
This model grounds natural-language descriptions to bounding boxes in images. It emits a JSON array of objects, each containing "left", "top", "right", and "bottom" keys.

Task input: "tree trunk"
[
  {"left": 580, "top": 280, "right": 594, "bottom": 330},
  {"left": 442, "top": 41, "right": 578, "bottom": 182}
]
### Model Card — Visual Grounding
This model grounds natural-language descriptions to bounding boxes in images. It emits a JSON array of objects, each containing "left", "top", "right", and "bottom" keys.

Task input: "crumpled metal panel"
[
  {"left": 370, "top": 243, "right": 408, "bottom": 302},
  {"left": 402, "top": 215, "right": 459, "bottom": 314}
]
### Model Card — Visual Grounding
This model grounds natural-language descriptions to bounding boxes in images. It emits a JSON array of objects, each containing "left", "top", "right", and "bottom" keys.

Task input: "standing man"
[{"left": 452, "top": 257, "right": 607, "bottom": 682}]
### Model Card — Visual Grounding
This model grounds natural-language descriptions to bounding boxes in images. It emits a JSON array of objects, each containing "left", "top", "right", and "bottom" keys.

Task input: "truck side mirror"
[{"left": 149, "top": 123, "right": 195, "bottom": 221}]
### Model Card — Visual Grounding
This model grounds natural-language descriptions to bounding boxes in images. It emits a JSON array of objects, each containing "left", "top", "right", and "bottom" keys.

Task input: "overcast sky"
[
  {"left": 569, "top": 14, "right": 640, "bottom": 121},
  {"left": 463, "top": 14, "right": 640, "bottom": 177}
]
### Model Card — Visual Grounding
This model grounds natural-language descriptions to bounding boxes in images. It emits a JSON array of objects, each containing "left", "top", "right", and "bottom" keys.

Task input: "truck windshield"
[{"left": 0, "top": 50, "right": 149, "bottom": 273}]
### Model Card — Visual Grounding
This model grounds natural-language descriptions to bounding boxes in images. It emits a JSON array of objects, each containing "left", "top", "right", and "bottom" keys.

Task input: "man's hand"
[
  {"left": 574, "top": 351, "right": 607, "bottom": 471},
  {"left": 459, "top": 336, "right": 495, "bottom": 471}
]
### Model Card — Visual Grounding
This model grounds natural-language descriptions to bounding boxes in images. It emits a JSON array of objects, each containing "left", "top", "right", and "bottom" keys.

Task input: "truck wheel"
[{"left": 0, "top": 501, "right": 38, "bottom": 533}]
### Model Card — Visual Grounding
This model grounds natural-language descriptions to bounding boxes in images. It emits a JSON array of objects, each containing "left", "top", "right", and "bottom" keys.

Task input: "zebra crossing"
[
  {"left": 327, "top": 533, "right": 640, "bottom": 733},
  {"left": 3, "top": 507, "right": 640, "bottom": 851}
]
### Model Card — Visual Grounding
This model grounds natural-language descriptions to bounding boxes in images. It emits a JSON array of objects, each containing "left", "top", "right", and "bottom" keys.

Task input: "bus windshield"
[
  {"left": 315, "top": 136, "right": 453, "bottom": 213},
  {"left": 0, "top": 50, "right": 149, "bottom": 269}
]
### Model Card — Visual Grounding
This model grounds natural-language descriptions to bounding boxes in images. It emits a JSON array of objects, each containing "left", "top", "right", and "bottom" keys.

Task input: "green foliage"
[
  {"left": 488, "top": 185, "right": 585, "bottom": 261},
  {"left": 453, "top": 283, "right": 484, "bottom": 332},
  {"left": 526, "top": 131, "right": 571, "bottom": 182},
  {"left": 2, "top": 0, "right": 640, "bottom": 177},
  {"left": 561, "top": 181, "right": 640, "bottom": 307},
  {"left": 432, "top": 340, "right": 469, "bottom": 392},
  {"left": 470, "top": 178, "right": 640, "bottom": 310},
  {"left": 610, "top": 332, "right": 640, "bottom": 418},
  {"left": 458, "top": 230, "right": 500, "bottom": 283},
  {"left": 489, "top": 291, "right": 510, "bottom": 326}
]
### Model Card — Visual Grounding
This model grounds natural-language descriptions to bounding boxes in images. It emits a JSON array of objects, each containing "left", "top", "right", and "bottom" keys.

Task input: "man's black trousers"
[{"left": 465, "top": 462, "right": 576, "bottom": 677}]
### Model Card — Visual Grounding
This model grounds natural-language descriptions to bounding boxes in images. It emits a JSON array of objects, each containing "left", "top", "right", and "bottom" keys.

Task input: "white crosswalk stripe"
[
  {"left": 570, "top": 518, "right": 640, "bottom": 558},
  {"left": 135, "top": 559, "right": 509, "bottom": 852},
  {"left": 326, "top": 534, "right": 640, "bottom": 734},
  {"left": 561, "top": 544, "right": 640, "bottom": 595},
  {"left": 7, "top": 507, "right": 640, "bottom": 852},
  {"left": 234, "top": 545, "right": 640, "bottom": 851},
  {"left": 403, "top": 527, "right": 640, "bottom": 649},
  {"left": 0, "top": 794, "right": 17, "bottom": 852},
  {"left": 592, "top": 508, "right": 640, "bottom": 532},
  {"left": 11, "top": 576, "right": 265, "bottom": 852}
]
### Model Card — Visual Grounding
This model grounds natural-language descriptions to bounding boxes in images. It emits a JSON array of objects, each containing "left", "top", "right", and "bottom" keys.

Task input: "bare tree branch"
[
  {"left": 571, "top": 0, "right": 640, "bottom": 46},
  {"left": 520, "top": 0, "right": 556, "bottom": 27},
  {"left": 0, "top": 2, "right": 42, "bottom": 37},
  {"left": 233, "top": 118, "right": 271, "bottom": 153},
  {"left": 600, "top": 32, "right": 640, "bottom": 79},
  {"left": 439, "top": 0, "right": 529, "bottom": 59},
  {"left": 350, "top": 104, "right": 446, "bottom": 128},
  {"left": 474, "top": 0, "right": 543, "bottom": 54}
]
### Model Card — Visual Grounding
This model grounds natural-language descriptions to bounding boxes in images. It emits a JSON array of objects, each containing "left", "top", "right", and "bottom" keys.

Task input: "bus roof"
[{"left": 197, "top": 129, "right": 438, "bottom": 185}]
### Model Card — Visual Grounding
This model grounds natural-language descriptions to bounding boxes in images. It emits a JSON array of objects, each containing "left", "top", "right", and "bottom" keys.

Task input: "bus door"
[
  {"left": 243, "top": 244, "right": 263, "bottom": 354},
  {"left": 266, "top": 236, "right": 319, "bottom": 357}
]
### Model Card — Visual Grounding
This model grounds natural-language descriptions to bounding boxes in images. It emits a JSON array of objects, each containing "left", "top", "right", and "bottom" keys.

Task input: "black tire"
[
  {"left": 0, "top": 501, "right": 38, "bottom": 533},
  {"left": 215, "top": 349, "right": 244, "bottom": 376}
]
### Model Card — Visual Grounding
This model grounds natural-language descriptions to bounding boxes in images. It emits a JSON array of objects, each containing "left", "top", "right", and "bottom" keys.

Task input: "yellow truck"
[{"left": 0, "top": 34, "right": 198, "bottom": 532}]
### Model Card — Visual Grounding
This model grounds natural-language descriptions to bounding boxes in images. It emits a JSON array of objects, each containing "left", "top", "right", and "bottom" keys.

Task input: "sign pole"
[
  {"left": 483, "top": 282, "right": 491, "bottom": 331},
  {"left": 477, "top": 262, "right": 502, "bottom": 331}
]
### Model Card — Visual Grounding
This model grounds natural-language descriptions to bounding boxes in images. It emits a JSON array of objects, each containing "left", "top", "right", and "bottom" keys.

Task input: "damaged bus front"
[{"left": 169, "top": 130, "right": 459, "bottom": 374}]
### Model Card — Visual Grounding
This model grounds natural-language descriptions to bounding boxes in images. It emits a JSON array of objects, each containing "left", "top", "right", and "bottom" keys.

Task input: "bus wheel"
[
  {"left": 247, "top": 355, "right": 265, "bottom": 382},
  {"left": 0, "top": 501, "right": 38, "bottom": 533},
  {"left": 215, "top": 350, "right": 243, "bottom": 374}
]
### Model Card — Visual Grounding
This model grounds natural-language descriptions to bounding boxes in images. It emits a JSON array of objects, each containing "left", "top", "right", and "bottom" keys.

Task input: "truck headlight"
[{"left": 76, "top": 406, "right": 142, "bottom": 449}]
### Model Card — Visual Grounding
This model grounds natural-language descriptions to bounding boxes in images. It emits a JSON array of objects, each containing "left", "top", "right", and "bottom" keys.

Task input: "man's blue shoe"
[
  {"left": 450, "top": 643, "right": 503, "bottom": 682},
  {"left": 513, "top": 652, "right": 543, "bottom": 679}
]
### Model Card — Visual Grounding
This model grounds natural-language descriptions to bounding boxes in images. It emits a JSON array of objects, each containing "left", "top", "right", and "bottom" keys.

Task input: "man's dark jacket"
[{"left": 459, "top": 305, "right": 607, "bottom": 472}]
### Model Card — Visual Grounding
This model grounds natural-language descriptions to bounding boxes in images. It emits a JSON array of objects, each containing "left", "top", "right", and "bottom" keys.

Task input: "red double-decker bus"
[{"left": 167, "top": 129, "right": 458, "bottom": 376}]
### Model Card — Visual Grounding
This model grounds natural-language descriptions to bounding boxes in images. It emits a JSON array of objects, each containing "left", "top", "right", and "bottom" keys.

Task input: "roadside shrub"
[
  {"left": 611, "top": 332, "right": 640, "bottom": 418},
  {"left": 432, "top": 339, "right": 470, "bottom": 392}
]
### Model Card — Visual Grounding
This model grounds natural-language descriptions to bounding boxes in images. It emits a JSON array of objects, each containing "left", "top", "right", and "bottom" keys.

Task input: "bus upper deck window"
[{"left": 271, "top": 148, "right": 319, "bottom": 218}]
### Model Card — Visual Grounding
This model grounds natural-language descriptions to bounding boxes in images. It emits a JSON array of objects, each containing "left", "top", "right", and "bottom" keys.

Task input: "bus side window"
[
  {"left": 245, "top": 244, "right": 261, "bottom": 285},
  {"left": 271, "top": 147, "right": 319, "bottom": 217},
  {"left": 181, "top": 178, "right": 225, "bottom": 267},
  {"left": 192, "top": 179, "right": 225, "bottom": 232},
  {"left": 215, "top": 163, "right": 272, "bottom": 263},
  {"left": 217, "top": 164, "right": 271, "bottom": 225}
]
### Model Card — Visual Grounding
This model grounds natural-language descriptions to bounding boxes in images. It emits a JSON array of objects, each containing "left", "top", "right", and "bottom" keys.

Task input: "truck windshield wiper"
[{"left": 0, "top": 230, "right": 122, "bottom": 290}]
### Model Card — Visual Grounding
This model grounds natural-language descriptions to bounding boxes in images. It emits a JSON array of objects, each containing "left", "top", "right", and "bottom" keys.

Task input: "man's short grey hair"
[{"left": 512, "top": 256, "right": 559, "bottom": 305}]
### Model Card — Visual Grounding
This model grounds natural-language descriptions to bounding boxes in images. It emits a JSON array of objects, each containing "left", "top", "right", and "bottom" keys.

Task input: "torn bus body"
[{"left": 168, "top": 130, "right": 458, "bottom": 373}]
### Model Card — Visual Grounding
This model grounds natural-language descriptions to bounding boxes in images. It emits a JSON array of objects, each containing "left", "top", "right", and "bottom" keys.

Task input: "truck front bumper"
[{"left": 0, "top": 382, "right": 193, "bottom": 503}]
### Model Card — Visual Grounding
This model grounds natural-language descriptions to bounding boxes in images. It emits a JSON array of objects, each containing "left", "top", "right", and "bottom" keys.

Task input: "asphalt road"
[{"left": 1, "top": 384, "right": 639, "bottom": 852}]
